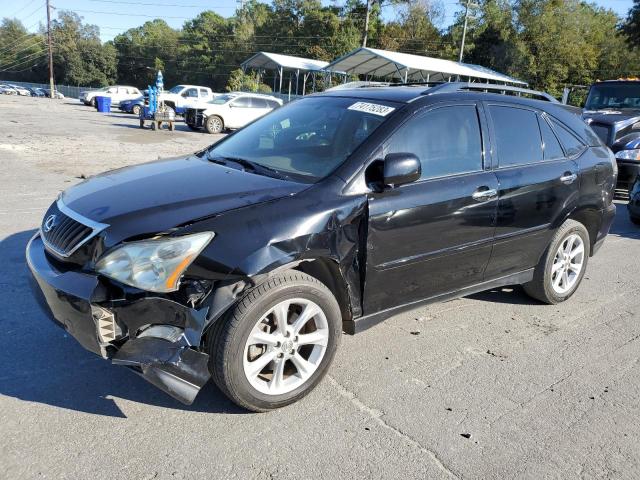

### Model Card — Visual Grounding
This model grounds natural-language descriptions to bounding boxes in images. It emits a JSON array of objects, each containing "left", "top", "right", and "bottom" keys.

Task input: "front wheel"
[
  {"left": 131, "top": 104, "right": 141, "bottom": 116},
  {"left": 205, "top": 115, "right": 224, "bottom": 134},
  {"left": 523, "top": 220, "right": 590, "bottom": 304},
  {"left": 207, "top": 270, "right": 341, "bottom": 412}
]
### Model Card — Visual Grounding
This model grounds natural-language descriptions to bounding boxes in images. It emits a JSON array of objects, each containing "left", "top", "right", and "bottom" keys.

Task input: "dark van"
[{"left": 27, "top": 83, "right": 616, "bottom": 411}]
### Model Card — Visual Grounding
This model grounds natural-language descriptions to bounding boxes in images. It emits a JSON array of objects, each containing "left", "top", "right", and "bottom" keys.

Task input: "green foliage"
[
  {"left": 1, "top": 0, "right": 640, "bottom": 96},
  {"left": 226, "top": 69, "right": 272, "bottom": 93}
]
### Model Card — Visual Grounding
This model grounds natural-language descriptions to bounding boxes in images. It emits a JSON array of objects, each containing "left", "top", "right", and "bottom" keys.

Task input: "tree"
[
  {"left": 0, "top": 18, "right": 47, "bottom": 82},
  {"left": 225, "top": 68, "right": 272, "bottom": 92},
  {"left": 623, "top": 0, "right": 640, "bottom": 46}
]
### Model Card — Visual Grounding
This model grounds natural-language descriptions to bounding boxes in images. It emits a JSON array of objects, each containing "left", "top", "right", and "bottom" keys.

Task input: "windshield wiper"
[{"left": 208, "top": 154, "right": 290, "bottom": 180}]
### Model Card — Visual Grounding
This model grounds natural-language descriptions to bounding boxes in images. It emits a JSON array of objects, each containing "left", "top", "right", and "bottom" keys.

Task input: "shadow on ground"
[{"left": 0, "top": 229, "right": 245, "bottom": 418}]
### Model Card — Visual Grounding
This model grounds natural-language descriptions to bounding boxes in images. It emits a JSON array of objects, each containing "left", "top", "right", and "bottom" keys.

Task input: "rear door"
[
  {"left": 363, "top": 102, "right": 499, "bottom": 314},
  {"left": 483, "top": 103, "right": 581, "bottom": 278},
  {"left": 226, "top": 96, "right": 253, "bottom": 128}
]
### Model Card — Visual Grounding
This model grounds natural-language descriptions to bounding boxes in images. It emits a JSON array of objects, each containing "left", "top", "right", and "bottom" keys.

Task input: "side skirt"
[{"left": 343, "top": 269, "right": 534, "bottom": 335}]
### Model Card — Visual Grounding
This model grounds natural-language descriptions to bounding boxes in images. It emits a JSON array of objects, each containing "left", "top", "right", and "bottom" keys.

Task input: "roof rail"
[{"left": 423, "top": 82, "right": 559, "bottom": 103}]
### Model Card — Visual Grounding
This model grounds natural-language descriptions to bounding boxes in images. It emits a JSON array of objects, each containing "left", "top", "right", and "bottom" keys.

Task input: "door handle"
[
  {"left": 560, "top": 172, "right": 578, "bottom": 185},
  {"left": 472, "top": 187, "right": 498, "bottom": 201}
]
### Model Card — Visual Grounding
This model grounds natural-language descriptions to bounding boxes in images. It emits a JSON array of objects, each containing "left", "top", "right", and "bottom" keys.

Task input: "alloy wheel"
[
  {"left": 242, "top": 298, "right": 329, "bottom": 395},
  {"left": 550, "top": 233, "right": 585, "bottom": 295}
]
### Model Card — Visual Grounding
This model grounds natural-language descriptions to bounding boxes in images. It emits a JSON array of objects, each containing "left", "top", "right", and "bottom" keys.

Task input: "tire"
[
  {"left": 89, "top": 97, "right": 96, "bottom": 107},
  {"left": 523, "top": 219, "right": 590, "bottom": 304},
  {"left": 205, "top": 115, "right": 224, "bottom": 134},
  {"left": 206, "top": 270, "right": 341, "bottom": 412},
  {"left": 132, "top": 105, "right": 141, "bottom": 116}
]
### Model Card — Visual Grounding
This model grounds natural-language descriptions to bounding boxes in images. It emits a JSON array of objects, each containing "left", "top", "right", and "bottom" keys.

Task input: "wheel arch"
[{"left": 567, "top": 207, "right": 601, "bottom": 256}]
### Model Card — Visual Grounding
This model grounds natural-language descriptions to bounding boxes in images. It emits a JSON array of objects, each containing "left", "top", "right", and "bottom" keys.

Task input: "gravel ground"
[{"left": 1, "top": 95, "right": 640, "bottom": 479}]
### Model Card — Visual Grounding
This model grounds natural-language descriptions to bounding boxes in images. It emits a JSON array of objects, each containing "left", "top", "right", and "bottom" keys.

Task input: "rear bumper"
[
  {"left": 26, "top": 234, "right": 211, "bottom": 405},
  {"left": 592, "top": 203, "right": 616, "bottom": 255}
]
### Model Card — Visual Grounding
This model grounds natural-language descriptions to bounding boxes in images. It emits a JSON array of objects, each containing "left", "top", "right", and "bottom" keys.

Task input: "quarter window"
[
  {"left": 489, "top": 106, "right": 543, "bottom": 167},
  {"left": 548, "top": 118, "right": 586, "bottom": 157},
  {"left": 387, "top": 105, "right": 483, "bottom": 180},
  {"left": 538, "top": 115, "right": 565, "bottom": 160}
]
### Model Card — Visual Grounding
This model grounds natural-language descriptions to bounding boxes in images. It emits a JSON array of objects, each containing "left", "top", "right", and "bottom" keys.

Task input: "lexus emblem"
[{"left": 43, "top": 214, "right": 57, "bottom": 233}]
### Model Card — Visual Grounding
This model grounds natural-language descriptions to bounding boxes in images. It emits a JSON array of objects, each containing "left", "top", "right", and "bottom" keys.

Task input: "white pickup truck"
[
  {"left": 80, "top": 85, "right": 142, "bottom": 107},
  {"left": 159, "top": 85, "right": 216, "bottom": 115}
]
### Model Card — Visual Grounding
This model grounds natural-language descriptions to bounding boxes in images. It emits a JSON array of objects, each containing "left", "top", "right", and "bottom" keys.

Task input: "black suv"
[
  {"left": 582, "top": 79, "right": 640, "bottom": 195},
  {"left": 27, "top": 83, "right": 616, "bottom": 411}
]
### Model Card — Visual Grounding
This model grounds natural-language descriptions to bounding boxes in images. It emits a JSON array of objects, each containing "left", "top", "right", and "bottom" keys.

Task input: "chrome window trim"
[{"left": 40, "top": 199, "right": 109, "bottom": 258}]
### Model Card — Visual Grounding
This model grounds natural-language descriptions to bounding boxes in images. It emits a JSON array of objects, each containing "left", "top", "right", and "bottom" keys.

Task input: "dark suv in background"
[
  {"left": 582, "top": 79, "right": 640, "bottom": 196},
  {"left": 27, "top": 83, "right": 616, "bottom": 412}
]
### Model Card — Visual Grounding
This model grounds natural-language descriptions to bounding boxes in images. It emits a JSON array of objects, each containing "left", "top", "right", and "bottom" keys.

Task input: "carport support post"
[{"left": 278, "top": 66, "right": 283, "bottom": 95}]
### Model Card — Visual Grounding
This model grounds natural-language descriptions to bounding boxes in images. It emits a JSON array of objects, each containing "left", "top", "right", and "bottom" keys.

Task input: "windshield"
[
  {"left": 207, "top": 96, "right": 395, "bottom": 182},
  {"left": 585, "top": 83, "right": 640, "bottom": 110},
  {"left": 168, "top": 85, "right": 185, "bottom": 94},
  {"left": 209, "top": 94, "right": 235, "bottom": 105}
]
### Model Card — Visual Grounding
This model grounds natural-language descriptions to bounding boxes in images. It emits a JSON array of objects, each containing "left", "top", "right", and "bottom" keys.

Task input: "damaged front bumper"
[{"left": 26, "top": 234, "right": 211, "bottom": 405}]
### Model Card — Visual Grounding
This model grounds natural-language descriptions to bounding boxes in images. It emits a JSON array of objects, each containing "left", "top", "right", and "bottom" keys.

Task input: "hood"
[
  {"left": 61, "top": 154, "right": 307, "bottom": 240},
  {"left": 583, "top": 110, "right": 640, "bottom": 127}
]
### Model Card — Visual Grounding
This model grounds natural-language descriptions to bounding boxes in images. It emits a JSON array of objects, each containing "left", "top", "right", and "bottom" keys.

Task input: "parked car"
[
  {"left": 582, "top": 79, "right": 640, "bottom": 196},
  {"left": 118, "top": 96, "right": 145, "bottom": 116},
  {"left": 185, "top": 92, "right": 282, "bottom": 134},
  {"left": 159, "top": 85, "right": 216, "bottom": 115},
  {"left": 0, "top": 84, "right": 17, "bottom": 95},
  {"left": 7, "top": 84, "right": 31, "bottom": 96},
  {"left": 26, "top": 87, "right": 46, "bottom": 97},
  {"left": 42, "top": 88, "right": 64, "bottom": 99},
  {"left": 27, "top": 83, "right": 616, "bottom": 412},
  {"left": 79, "top": 85, "right": 141, "bottom": 107}
]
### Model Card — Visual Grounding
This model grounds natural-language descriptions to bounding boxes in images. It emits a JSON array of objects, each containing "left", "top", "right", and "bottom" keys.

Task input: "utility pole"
[
  {"left": 459, "top": 0, "right": 479, "bottom": 63},
  {"left": 46, "top": 0, "right": 54, "bottom": 98}
]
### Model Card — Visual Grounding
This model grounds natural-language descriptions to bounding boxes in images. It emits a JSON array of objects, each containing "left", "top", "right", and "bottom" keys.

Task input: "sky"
[{"left": 4, "top": 0, "right": 636, "bottom": 43}]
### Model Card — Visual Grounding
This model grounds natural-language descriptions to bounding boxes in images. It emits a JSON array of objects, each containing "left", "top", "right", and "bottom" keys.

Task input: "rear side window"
[
  {"left": 388, "top": 105, "right": 483, "bottom": 180},
  {"left": 199, "top": 88, "right": 208, "bottom": 97},
  {"left": 251, "top": 97, "right": 268, "bottom": 108},
  {"left": 489, "top": 106, "right": 542, "bottom": 167},
  {"left": 548, "top": 118, "right": 586, "bottom": 157},
  {"left": 538, "top": 115, "right": 564, "bottom": 160}
]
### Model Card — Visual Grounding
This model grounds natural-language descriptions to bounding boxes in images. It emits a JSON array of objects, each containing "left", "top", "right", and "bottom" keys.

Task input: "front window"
[
  {"left": 207, "top": 96, "right": 395, "bottom": 182},
  {"left": 209, "top": 94, "right": 235, "bottom": 105},
  {"left": 167, "top": 85, "right": 185, "bottom": 94},
  {"left": 585, "top": 82, "right": 640, "bottom": 110}
]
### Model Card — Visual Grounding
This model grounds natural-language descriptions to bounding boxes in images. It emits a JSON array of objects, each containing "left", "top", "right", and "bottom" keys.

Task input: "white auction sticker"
[{"left": 347, "top": 102, "right": 395, "bottom": 117}]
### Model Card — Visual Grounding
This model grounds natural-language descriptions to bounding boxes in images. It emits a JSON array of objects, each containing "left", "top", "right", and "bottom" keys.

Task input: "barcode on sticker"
[{"left": 347, "top": 102, "right": 395, "bottom": 117}]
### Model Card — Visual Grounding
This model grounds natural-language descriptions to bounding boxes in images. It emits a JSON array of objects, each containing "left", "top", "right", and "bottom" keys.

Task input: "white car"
[
  {"left": 185, "top": 92, "right": 283, "bottom": 134},
  {"left": 0, "top": 84, "right": 17, "bottom": 95},
  {"left": 79, "top": 85, "right": 142, "bottom": 107},
  {"left": 159, "top": 85, "right": 216, "bottom": 115},
  {"left": 8, "top": 84, "right": 30, "bottom": 96}
]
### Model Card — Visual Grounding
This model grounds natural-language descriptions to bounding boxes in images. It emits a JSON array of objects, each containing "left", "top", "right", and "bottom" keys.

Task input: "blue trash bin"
[{"left": 95, "top": 96, "right": 111, "bottom": 112}]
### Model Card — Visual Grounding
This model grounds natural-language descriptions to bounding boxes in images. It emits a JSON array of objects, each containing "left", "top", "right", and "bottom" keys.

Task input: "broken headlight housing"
[{"left": 95, "top": 232, "right": 214, "bottom": 293}]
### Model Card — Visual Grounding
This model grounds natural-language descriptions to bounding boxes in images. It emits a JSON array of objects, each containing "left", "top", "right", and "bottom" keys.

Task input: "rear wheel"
[
  {"left": 205, "top": 115, "right": 224, "bottom": 134},
  {"left": 523, "top": 220, "right": 590, "bottom": 304},
  {"left": 206, "top": 270, "right": 341, "bottom": 412},
  {"left": 131, "top": 105, "right": 141, "bottom": 116}
]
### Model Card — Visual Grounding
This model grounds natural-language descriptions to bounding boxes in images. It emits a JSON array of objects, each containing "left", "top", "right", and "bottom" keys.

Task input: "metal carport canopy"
[
  {"left": 324, "top": 47, "right": 526, "bottom": 85},
  {"left": 241, "top": 52, "right": 329, "bottom": 72}
]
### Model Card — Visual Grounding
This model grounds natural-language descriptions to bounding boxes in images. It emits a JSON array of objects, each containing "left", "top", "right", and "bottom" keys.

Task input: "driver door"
[{"left": 363, "top": 103, "right": 499, "bottom": 314}]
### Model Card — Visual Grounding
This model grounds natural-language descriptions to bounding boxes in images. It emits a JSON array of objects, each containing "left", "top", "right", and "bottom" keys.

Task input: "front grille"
[
  {"left": 40, "top": 201, "right": 106, "bottom": 257},
  {"left": 590, "top": 123, "right": 611, "bottom": 145}
]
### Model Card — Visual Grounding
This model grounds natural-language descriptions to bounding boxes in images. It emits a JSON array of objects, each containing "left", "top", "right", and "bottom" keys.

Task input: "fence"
[{"left": 0, "top": 80, "right": 101, "bottom": 99}]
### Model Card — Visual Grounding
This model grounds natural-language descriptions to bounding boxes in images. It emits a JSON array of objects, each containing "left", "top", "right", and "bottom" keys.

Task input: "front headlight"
[
  {"left": 615, "top": 149, "right": 640, "bottom": 161},
  {"left": 95, "top": 232, "right": 214, "bottom": 292}
]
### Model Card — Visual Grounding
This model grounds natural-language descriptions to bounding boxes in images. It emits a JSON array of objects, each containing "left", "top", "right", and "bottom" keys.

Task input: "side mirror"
[{"left": 383, "top": 152, "right": 421, "bottom": 187}]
